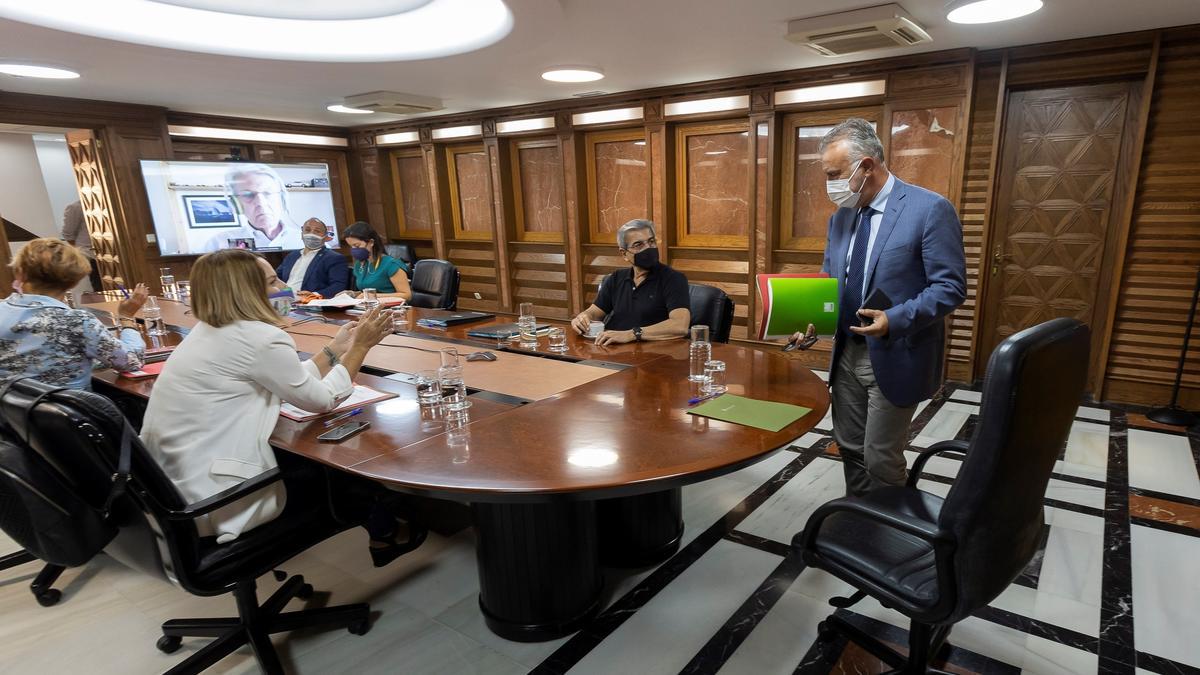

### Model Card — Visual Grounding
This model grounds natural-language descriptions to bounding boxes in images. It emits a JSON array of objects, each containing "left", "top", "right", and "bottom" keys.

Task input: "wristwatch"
[{"left": 633, "top": 326, "right": 643, "bottom": 341}]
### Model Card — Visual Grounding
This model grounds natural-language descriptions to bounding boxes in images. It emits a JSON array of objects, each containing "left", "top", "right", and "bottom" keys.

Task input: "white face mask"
[{"left": 826, "top": 159, "right": 866, "bottom": 209}]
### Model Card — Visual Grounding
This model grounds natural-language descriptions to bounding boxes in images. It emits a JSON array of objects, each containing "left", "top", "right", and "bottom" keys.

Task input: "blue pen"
[
  {"left": 688, "top": 391, "right": 724, "bottom": 406},
  {"left": 117, "top": 284, "right": 131, "bottom": 299},
  {"left": 323, "top": 407, "right": 363, "bottom": 427}
]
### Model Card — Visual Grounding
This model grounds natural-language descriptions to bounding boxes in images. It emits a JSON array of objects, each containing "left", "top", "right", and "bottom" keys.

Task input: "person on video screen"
[{"left": 202, "top": 164, "right": 304, "bottom": 252}]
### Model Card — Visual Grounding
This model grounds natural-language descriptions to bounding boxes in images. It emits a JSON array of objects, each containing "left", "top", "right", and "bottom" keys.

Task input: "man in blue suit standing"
[
  {"left": 789, "top": 118, "right": 966, "bottom": 496},
  {"left": 276, "top": 218, "right": 350, "bottom": 300}
]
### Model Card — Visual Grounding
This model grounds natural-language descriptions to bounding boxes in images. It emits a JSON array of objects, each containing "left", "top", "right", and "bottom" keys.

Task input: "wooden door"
[
  {"left": 66, "top": 129, "right": 130, "bottom": 291},
  {"left": 978, "top": 82, "right": 1140, "bottom": 390}
]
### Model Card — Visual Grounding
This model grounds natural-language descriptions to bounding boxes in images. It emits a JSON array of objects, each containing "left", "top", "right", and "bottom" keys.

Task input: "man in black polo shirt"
[{"left": 570, "top": 219, "right": 691, "bottom": 345}]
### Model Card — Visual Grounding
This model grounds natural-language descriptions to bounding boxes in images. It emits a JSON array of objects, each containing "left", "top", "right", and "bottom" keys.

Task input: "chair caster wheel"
[
  {"left": 157, "top": 635, "right": 183, "bottom": 654},
  {"left": 817, "top": 620, "right": 837, "bottom": 641},
  {"left": 297, "top": 583, "right": 314, "bottom": 600},
  {"left": 272, "top": 570, "right": 287, "bottom": 582},
  {"left": 35, "top": 589, "right": 61, "bottom": 607},
  {"left": 348, "top": 620, "right": 369, "bottom": 636}
]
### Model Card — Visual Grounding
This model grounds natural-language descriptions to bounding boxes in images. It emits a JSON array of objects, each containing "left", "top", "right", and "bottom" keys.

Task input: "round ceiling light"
[
  {"left": 0, "top": 0, "right": 513, "bottom": 62},
  {"left": 327, "top": 104, "right": 374, "bottom": 114},
  {"left": 0, "top": 63, "right": 79, "bottom": 79},
  {"left": 542, "top": 66, "right": 605, "bottom": 83},
  {"left": 946, "top": 0, "right": 1043, "bottom": 24}
]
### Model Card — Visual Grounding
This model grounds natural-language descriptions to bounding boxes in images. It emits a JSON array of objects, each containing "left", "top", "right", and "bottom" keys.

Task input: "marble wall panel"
[
  {"left": 686, "top": 131, "right": 750, "bottom": 237},
  {"left": 396, "top": 155, "right": 432, "bottom": 231},
  {"left": 790, "top": 125, "right": 838, "bottom": 244},
  {"left": 453, "top": 150, "right": 494, "bottom": 235},
  {"left": 890, "top": 106, "right": 958, "bottom": 197},
  {"left": 594, "top": 139, "right": 648, "bottom": 235},
  {"left": 518, "top": 145, "right": 564, "bottom": 235}
]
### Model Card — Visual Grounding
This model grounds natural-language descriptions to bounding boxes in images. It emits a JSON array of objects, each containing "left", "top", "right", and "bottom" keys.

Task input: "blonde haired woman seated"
[
  {"left": 0, "top": 237, "right": 148, "bottom": 389},
  {"left": 140, "top": 249, "right": 421, "bottom": 563}
]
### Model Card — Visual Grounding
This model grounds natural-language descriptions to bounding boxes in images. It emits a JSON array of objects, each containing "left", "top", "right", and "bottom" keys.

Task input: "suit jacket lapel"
[
  {"left": 864, "top": 180, "right": 908, "bottom": 292},
  {"left": 303, "top": 248, "right": 324, "bottom": 287}
]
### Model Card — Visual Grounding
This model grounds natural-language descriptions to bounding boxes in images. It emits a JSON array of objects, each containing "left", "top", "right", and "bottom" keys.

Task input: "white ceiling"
[{"left": 0, "top": 0, "right": 1197, "bottom": 128}]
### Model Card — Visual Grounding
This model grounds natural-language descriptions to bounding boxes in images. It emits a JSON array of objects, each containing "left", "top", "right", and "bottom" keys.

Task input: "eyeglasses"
[
  {"left": 235, "top": 190, "right": 280, "bottom": 201},
  {"left": 625, "top": 237, "right": 657, "bottom": 253}
]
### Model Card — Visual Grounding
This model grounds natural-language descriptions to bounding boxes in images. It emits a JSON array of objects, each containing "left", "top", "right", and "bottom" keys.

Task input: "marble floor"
[{"left": 2, "top": 377, "right": 1198, "bottom": 674}]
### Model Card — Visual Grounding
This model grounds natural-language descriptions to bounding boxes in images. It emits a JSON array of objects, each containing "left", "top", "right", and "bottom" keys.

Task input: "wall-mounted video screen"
[{"left": 138, "top": 160, "right": 339, "bottom": 257}]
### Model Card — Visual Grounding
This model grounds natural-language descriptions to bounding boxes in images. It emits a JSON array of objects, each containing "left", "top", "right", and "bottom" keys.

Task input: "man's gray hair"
[
  {"left": 616, "top": 219, "right": 656, "bottom": 250},
  {"left": 225, "top": 163, "right": 289, "bottom": 208},
  {"left": 819, "top": 118, "right": 885, "bottom": 163}
]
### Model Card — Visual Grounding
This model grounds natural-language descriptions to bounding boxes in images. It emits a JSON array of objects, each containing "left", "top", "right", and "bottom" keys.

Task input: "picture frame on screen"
[{"left": 182, "top": 195, "right": 238, "bottom": 228}]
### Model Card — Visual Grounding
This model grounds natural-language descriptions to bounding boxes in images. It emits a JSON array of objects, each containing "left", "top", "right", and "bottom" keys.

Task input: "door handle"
[{"left": 991, "top": 246, "right": 1011, "bottom": 276}]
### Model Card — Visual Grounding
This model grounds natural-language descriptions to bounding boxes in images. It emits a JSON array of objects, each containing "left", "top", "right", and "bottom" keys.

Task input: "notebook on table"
[
  {"left": 279, "top": 385, "right": 397, "bottom": 422},
  {"left": 416, "top": 310, "right": 495, "bottom": 327},
  {"left": 755, "top": 273, "right": 839, "bottom": 339}
]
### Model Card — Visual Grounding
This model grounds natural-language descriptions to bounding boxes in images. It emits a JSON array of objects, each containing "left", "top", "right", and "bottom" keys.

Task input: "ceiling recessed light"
[
  {"left": 542, "top": 66, "right": 604, "bottom": 83},
  {"left": 946, "top": 0, "right": 1043, "bottom": 24},
  {"left": 0, "top": 63, "right": 79, "bottom": 79},
  {"left": 0, "top": 0, "right": 512, "bottom": 62},
  {"left": 327, "top": 104, "right": 375, "bottom": 114}
]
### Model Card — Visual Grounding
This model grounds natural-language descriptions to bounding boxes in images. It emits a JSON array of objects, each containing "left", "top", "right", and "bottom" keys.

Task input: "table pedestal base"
[
  {"left": 597, "top": 488, "right": 683, "bottom": 568},
  {"left": 472, "top": 501, "right": 603, "bottom": 642}
]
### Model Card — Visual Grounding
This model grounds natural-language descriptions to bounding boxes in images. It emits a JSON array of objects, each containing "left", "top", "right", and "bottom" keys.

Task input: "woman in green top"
[{"left": 341, "top": 221, "right": 412, "bottom": 301}]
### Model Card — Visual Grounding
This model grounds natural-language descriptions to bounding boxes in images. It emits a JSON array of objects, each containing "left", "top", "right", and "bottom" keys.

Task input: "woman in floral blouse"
[{"left": 0, "top": 238, "right": 148, "bottom": 389}]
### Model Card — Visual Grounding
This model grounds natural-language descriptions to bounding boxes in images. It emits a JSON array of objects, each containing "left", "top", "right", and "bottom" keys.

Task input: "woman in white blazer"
[{"left": 141, "top": 249, "right": 421, "bottom": 565}]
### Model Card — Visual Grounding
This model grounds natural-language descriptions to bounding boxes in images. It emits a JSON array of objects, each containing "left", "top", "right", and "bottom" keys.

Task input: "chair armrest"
[
  {"left": 907, "top": 440, "right": 970, "bottom": 488},
  {"left": 163, "top": 467, "right": 284, "bottom": 520},
  {"left": 798, "top": 495, "right": 950, "bottom": 554}
]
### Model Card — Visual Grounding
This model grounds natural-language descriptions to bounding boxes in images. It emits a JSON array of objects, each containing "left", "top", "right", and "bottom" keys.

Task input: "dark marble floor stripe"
[
  {"left": 971, "top": 604, "right": 1098, "bottom": 654},
  {"left": 679, "top": 553, "right": 807, "bottom": 675},
  {"left": 1010, "top": 523, "right": 1051, "bottom": 590},
  {"left": 1130, "top": 516, "right": 1200, "bottom": 538},
  {"left": 831, "top": 609, "right": 1023, "bottom": 674},
  {"left": 529, "top": 446, "right": 828, "bottom": 675},
  {"left": 1135, "top": 649, "right": 1200, "bottom": 675},
  {"left": 1049, "top": 471, "right": 1109, "bottom": 489},
  {"left": 907, "top": 388, "right": 953, "bottom": 441},
  {"left": 1099, "top": 411, "right": 1137, "bottom": 673},
  {"left": 1130, "top": 487, "right": 1200, "bottom": 509},
  {"left": 724, "top": 529, "right": 793, "bottom": 558},
  {"left": 1041, "top": 496, "right": 1106, "bottom": 519}
]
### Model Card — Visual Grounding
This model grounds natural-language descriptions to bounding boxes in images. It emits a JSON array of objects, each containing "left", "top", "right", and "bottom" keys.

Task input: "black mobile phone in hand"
[
  {"left": 318, "top": 420, "right": 370, "bottom": 443},
  {"left": 859, "top": 287, "right": 893, "bottom": 326}
]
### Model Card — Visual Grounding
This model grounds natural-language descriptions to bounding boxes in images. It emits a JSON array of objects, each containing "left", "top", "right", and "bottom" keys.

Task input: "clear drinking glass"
[
  {"left": 517, "top": 301, "right": 537, "bottom": 349},
  {"left": 702, "top": 359, "right": 727, "bottom": 394},
  {"left": 547, "top": 326, "right": 567, "bottom": 352},
  {"left": 175, "top": 280, "right": 191, "bottom": 303},
  {"left": 415, "top": 369, "right": 441, "bottom": 408},
  {"left": 360, "top": 288, "right": 379, "bottom": 310},
  {"left": 689, "top": 325, "right": 712, "bottom": 382},
  {"left": 142, "top": 295, "right": 167, "bottom": 336},
  {"left": 446, "top": 413, "right": 471, "bottom": 464},
  {"left": 392, "top": 303, "right": 409, "bottom": 332},
  {"left": 439, "top": 348, "right": 469, "bottom": 412},
  {"left": 159, "top": 267, "right": 176, "bottom": 299}
]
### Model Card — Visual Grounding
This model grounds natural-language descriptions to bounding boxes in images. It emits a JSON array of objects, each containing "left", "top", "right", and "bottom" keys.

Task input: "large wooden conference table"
[{"left": 86, "top": 296, "right": 830, "bottom": 641}]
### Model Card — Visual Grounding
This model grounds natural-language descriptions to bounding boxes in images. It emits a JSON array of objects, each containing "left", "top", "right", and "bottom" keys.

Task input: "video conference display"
[{"left": 139, "top": 160, "right": 339, "bottom": 257}]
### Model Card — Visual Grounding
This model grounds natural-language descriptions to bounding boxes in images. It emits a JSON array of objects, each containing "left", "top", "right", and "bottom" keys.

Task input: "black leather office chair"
[
  {"left": 0, "top": 379, "right": 372, "bottom": 675},
  {"left": 793, "top": 318, "right": 1090, "bottom": 674},
  {"left": 688, "top": 283, "right": 734, "bottom": 343},
  {"left": 384, "top": 243, "right": 417, "bottom": 271},
  {"left": 409, "top": 259, "right": 460, "bottom": 310}
]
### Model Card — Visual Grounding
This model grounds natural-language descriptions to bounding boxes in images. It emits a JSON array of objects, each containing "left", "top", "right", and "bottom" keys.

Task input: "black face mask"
[{"left": 632, "top": 247, "right": 660, "bottom": 269}]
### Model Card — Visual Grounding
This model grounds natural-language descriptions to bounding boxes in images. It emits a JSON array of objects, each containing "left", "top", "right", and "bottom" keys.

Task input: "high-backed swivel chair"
[
  {"left": 794, "top": 318, "right": 1090, "bottom": 673},
  {"left": 0, "top": 379, "right": 373, "bottom": 675},
  {"left": 384, "top": 243, "right": 417, "bottom": 271},
  {"left": 687, "top": 283, "right": 734, "bottom": 343},
  {"left": 409, "top": 259, "right": 460, "bottom": 310}
]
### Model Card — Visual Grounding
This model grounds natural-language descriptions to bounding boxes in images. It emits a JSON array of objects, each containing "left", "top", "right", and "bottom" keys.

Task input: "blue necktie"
[{"left": 840, "top": 207, "right": 875, "bottom": 339}]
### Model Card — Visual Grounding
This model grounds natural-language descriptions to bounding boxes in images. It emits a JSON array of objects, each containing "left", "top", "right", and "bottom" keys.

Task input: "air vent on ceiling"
[
  {"left": 342, "top": 90, "right": 444, "bottom": 115},
  {"left": 572, "top": 90, "right": 609, "bottom": 98},
  {"left": 786, "top": 3, "right": 931, "bottom": 57}
]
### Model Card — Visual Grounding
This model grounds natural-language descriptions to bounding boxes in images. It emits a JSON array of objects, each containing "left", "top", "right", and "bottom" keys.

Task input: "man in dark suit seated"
[
  {"left": 276, "top": 218, "right": 350, "bottom": 300},
  {"left": 570, "top": 219, "right": 691, "bottom": 345}
]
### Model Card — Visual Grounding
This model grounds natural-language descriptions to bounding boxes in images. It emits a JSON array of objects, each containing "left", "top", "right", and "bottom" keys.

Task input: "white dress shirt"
[
  {"left": 286, "top": 247, "right": 320, "bottom": 291},
  {"left": 844, "top": 172, "right": 896, "bottom": 298},
  {"left": 140, "top": 320, "right": 352, "bottom": 543},
  {"left": 202, "top": 216, "right": 304, "bottom": 253}
]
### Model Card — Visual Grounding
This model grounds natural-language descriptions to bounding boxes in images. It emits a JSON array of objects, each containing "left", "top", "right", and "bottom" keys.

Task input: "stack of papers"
[
  {"left": 279, "top": 385, "right": 396, "bottom": 422},
  {"left": 299, "top": 297, "right": 406, "bottom": 310}
]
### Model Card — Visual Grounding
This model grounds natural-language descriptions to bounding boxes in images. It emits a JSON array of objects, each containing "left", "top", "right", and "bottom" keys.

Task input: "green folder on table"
[{"left": 686, "top": 394, "right": 811, "bottom": 432}]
